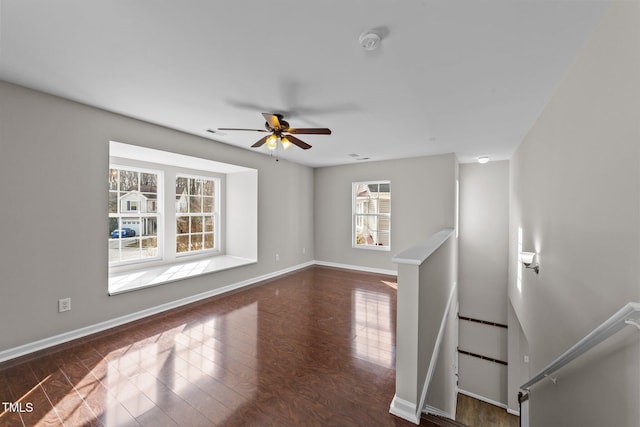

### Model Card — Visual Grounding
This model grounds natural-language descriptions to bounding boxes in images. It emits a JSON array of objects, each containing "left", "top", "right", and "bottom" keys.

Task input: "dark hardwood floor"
[
  {"left": 455, "top": 394, "right": 518, "bottom": 427},
  {"left": 1, "top": 266, "right": 447, "bottom": 426}
]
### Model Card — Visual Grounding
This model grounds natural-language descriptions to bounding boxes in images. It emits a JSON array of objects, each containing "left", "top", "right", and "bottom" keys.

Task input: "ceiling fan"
[{"left": 216, "top": 113, "right": 331, "bottom": 150}]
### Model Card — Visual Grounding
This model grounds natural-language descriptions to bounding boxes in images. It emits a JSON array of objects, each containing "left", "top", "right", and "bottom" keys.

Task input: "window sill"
[
  {"left": 108, "top": 255, "right": 257, "bottom": 295},
  {"left": 352, "top": 244, "right": 391, "bottom": 252}
]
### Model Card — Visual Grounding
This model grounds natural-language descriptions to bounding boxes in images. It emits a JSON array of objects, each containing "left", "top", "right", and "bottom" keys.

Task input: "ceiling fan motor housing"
[{"left": 265, "top": 119, "right": 289, "bottom": 132}]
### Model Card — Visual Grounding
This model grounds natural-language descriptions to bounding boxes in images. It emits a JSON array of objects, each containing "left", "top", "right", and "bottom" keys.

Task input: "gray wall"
[
  {"left": 508, "top": 3, "right": 640, "bottom": 425},
  {"left": 0, "top": 81, "right": 315, "bottom": 352},
  {"left": 314, "top": 154, "right": 457, "bottom": 272},
  {"left": 458, "top": 161, "right": 509, "bottom": 405}
]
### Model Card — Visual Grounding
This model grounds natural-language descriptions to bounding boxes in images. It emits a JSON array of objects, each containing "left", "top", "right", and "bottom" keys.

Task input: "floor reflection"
[
  {"left": 353, "top": 288, "right": 394, "bottom": 368},
  {"left": 1, "top": 268, "right": 414, "bottom": 426},
  {"left": 101, "top": 303, "right": 258, "bottom": 424}
]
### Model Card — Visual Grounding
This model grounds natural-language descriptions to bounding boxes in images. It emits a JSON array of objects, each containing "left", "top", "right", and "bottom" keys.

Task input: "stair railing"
[{"left": 520, "top": 302, "right": 640, "bottom": 391}]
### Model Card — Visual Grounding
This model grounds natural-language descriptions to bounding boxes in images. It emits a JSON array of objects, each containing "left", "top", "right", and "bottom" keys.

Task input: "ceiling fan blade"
[
  {"left": 218, "top": 127, "right": 268, "bottom": 132},
  {"left": 262, "top": 113, "right": 281, "bottom": 129},
  {"left": 251, "top": 135, "right": 270, "bottom": 148},
  {"left": 286, "top": 127, "right": 332, "bottom": 135},
  {"left": 284, "top": 134, "right": 312, "bottom": 150}
]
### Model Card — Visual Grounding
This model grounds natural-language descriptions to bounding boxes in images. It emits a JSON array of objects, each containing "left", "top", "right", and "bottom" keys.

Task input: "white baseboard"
[
  {"left": 507, "top": 408, "right": 521, "bottom": 416},
  {"left": 0, "top": 261, "right": 314, "bottom": 364},
  {"left": 389, "top": 395, "right": 420, "bottom": 425},
  {"left": 313, "top": 260, "right": 397, "bottom": 276}
]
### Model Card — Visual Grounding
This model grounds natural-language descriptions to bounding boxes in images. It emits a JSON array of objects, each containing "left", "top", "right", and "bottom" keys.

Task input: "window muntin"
[
  {"left": 353, "top": 181, "right": 391, "bottom": 250},
  {"left": 175, "top": 175, "right": 218, "bottom": 254},
  {"left": 109, "top": 167, "right": 160, "bottom": 264}
]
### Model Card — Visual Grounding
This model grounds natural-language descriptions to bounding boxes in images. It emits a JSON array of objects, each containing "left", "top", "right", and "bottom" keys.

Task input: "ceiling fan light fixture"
[
  {"left": 266, "top": 134, "right": 279, "bottom": 150},
  {"left": 281, "top": 137, "right": 292, "bottom": 150},
  {"left": 359, "top": 32, "right": 381, "bottom": 51}
]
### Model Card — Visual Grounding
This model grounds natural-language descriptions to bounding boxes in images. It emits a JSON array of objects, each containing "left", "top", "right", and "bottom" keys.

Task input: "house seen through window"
[
  {"left": 109, "top": 166, "right": 221, "bottom": 267},
  {"left": 109, "top": 168, "right": 160, "bottom": 263},
  {"left": 353, "top": 181, "right": 391, "bottom": 250}
]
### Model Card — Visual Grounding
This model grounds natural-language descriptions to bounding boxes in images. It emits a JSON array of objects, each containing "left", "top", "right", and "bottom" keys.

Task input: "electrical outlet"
[
  {"left": 275, "top": 253, "right": 279, "bottom": 262},
  {"left": 524, "top": 355, "right": 529, "bottom": 363},
  {"left": 58, "top": 298, "right": 71, "bottom": 313}
]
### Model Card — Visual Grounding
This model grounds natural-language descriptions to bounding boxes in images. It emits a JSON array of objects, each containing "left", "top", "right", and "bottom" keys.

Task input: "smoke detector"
[{"left": 359, "top": 32, "right": 381, "bottom": 51}]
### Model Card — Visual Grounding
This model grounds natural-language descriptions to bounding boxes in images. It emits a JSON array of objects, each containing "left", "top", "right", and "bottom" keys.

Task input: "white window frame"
[
  {"left": 108, "top": 164, "right": 223, "bottom": 270},
  {"left": 352, "top": 180, "right": 391, "bottom": 251},
  {"left": 175, "top": 173, "right": 221, "bottom": 257},
  {"left": 109, "top": 165, "right": 163, "bottom": 266}
]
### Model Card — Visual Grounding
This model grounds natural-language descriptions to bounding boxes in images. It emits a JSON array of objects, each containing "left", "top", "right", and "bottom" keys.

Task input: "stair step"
[{"left": 423, "top": 413, "right": 470, "bottom": 427}]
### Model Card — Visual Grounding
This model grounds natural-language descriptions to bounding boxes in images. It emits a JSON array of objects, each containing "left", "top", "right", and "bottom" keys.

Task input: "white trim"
[
  {"left": 389, "top": 395, "right": 420, "bottom": 425},
  {"left": 313, "top": 260, "right": 397, "bottom": 276},
  {"left": 457, "top": 388, "right": 509, "bottom": 411},
  {"left": 507, "top": 408, "right": 521, "bottom": 417},
  {"left": 0, "top": 261, "right": 313, "bottom": 364},
  {"left": 418, "top": 281, "right": 458, "bottom": 419},
  {"left": 392, "top": 228, "right": 455, "bottom": 265}
]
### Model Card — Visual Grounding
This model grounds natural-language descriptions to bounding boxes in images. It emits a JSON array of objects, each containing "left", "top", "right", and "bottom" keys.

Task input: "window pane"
[
  {"left": 143, "top": 194, "right": 158, "bottom": 213},
  {"left": 191, "top": 237, "right": 203, "bottom": 251},
  {"left": 108, "top": 238, "right": 120, "bottom": 263},
  {"left": 119, "top": 237, "right": 141, "bottom": 261},
  {"left": 142, "top": 237, "right": 158, "bottom": 257},
  {"left": 176, "top": 216, "right": 189, "bottom": 234},
  {"left": 379, "top": 198, "right": 391, "bottom": 214},
  {"left": 108, "top": 192, "right": 118, "bottom": 214},
  {"left": 189, "top": 178, "right": 202, "bottom": 195},
  {"left": 176, "top": 235, "right": 189, "bottom": 253},
  {"left": 109, "top": 169, "right": 119, "bottom": 191},
  {"left": 204, "top": 233, "right": 214, "bottom": 249},
  {"left": 191, "top": 216, "right": 203, "bottom": 233},
  {"left": 189, "top": 196, "right": 202, "bottom": 213},
  {"left": 140, "top": 173, "right": 157, "bottom": 193},
  {"left": 176, "top": 194, "right": 188, "bottom": 213},
  {"left": 140, "top": 217, "right": 158, "bottom": 237},
  {"left": 120, "top": 170, "right": 138, "bottom": 192},
  {"left": 203, "top": 180, "right": 214, "bottom": 196},
  {"left": 203, "top": 196, "right": 214, "bottom": 213},
  {"left": 204, "top": 216, "right": 214, "bottom": 232},
  {"left": 176, "top": 177, "right": 188, "bottom": 195}
]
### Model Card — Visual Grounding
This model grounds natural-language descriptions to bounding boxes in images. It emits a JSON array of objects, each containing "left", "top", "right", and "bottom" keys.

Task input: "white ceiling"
[{"left": 0, "top": 0, "right": 609, "bottom": 167}]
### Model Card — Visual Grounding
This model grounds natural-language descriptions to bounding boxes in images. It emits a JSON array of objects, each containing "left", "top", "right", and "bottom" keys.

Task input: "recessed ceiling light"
[{"left": 477, "top": 156, "right": 490, "bottom": 164}]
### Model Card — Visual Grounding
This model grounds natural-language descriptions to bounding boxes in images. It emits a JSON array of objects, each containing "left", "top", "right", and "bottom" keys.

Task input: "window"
[
  {"left": 109, "top": 167, "right": 160, "bottom": 264},
  {"left": 108, "top": 166, "right": 221, "bottom": 267},
  {"left": 108, "top": 141, "right": 258, "bottom": 295},
  {"left": 353, "top": 181, "right": 391, "bottom": 250},
  {"left": 175, "top": 175, "right": 218, "bottom": 254}
]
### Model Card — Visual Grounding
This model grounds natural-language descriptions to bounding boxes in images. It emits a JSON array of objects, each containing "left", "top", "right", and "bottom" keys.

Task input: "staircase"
[{"left": 423, "top": 413, "right": 470, "bottom": 427}]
